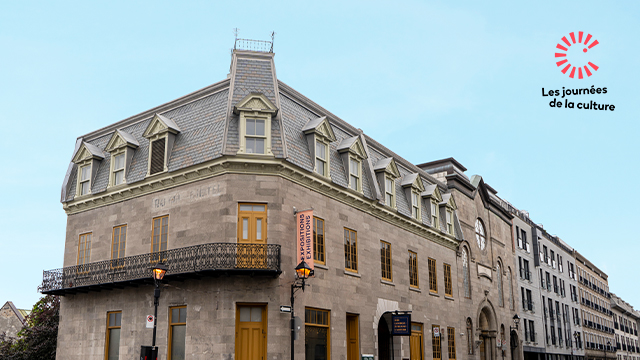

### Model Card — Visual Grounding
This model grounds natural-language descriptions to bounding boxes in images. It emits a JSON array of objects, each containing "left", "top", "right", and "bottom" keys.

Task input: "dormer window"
[
  {"left": 431, "top": 201, "right": 439, "bottom": 229},
  {"left": 105, "top": 129, "right": 139, "bottom": 188},
  {"left": 446, "top": 209, "right": 453, "bottom": 234},
  {"left": 421, "top": 184, "right": 443, "bottom": 229},
  {"left": 143, "top": 114, "right": 180, "bottom": 177},
  {"left": 246, "top": 118, "right": 266, "bottom": 154},
  {"left": 441, "top": 193, "right": 457, "bottom": 236},
  {"left": 349, "top": 158, "right": 360, "bottom": 191},
  {"left": 385, "top": 177, "right": 395, "bottom": 207},
  {"left": 112, "top": 153, "right": 125, "bottom": 185},
  {"left": 79, "top": 165, "right": 91, "bottom": 195},
  {"left": 315, "top": 141, "right": 328, "bottom": 176},
  {"left": 401, "top": 173, "right": 424, "bottom": 221},
  {"left": 150, "top": 138, "right": 166, "bottom": 175},
  {"left": 411, "top": 191, "right": 420, "bottom": 219}
]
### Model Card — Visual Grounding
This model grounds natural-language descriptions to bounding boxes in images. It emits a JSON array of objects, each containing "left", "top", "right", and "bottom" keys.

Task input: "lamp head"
[
  {"left": 295, "top": 260, "right": 313, "bottom": 280},
  {"left": 152, "top": 263, "right": 168, "bottom": 281}
]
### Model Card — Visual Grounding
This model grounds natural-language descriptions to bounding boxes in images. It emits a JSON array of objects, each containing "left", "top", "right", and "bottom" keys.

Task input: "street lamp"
[
  {"left": 291, "top": 260, "right": 313, "bottom": 360},
  {"left": 605, "top": 340, "right": 611, "bottom": 360},
  {"left": 151, "top": 263, "right": 168, "bottom": 356},
  {"left": 511, "top": 314, "right": 520, "bottom": 332}
]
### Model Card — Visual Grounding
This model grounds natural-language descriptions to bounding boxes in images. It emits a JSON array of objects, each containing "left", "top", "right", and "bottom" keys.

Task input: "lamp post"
[
  {"left": 605, "top": 340, "right": 611, "bottom": 360},
  {"left": 151, "top": 263, "right": 168, "bottom": 355},
  {"left": 291, "top": 260, "right": 313, "bottom": 360},
  {"left": 510, "top": 315, "right": 520, "bottom": 360}
]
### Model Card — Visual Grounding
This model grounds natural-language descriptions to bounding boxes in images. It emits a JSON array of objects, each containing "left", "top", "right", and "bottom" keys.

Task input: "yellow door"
[
  {"left": 347, "top": 314, "right": 359, "bottom": 360},
  {"left": 410, "top": 323, "right": 424, "bottom": 360},
  {"left": 236, "top": 305, "right": 267, "bottom": 360},
  {"left": 238, "top": 204, "right": 267, "bottom": 268}
]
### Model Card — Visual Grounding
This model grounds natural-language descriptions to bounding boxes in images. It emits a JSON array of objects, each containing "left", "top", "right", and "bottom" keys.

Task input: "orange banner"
[{"left": 296, "top": 209, "right": 314, "bottom": 271}]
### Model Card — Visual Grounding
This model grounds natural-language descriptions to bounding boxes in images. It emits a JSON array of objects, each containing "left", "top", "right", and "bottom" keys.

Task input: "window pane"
[
  {"left": 350, "top": 159, "right": 358, "bottom": 174},
  {"left": 255, "top": 119, "right": 265, "bottom": 136},
  {"left": 81, "top": 165, "right": 91, "bottom": 181},
  {"left": 253, "top": 205, "right": 265, "bottom": 212},
  {"left": 239, "top": 205, "right": 253, "bottom": 211},
  {"left": 350, "top": 175, "right": 358, "bottom": 190},
  {"left": 246, "top": 119, "right": 255, "bottom": 135},
  {"left": 240, "top": 307, "right": 251, "bottom": 322},
  {"left": 256, "top": 219, "right": 262, "bottom": 240},
  {"left": 114, "top": 170, "right": 124, "bottom": 185},
  {"left": 172, "top": 308, "right": 179, "bottom": 323},
  {"left": 109, "top": 312, "right": 115, "bottom": 326},
  {"left": 246, "top": 138, "right": 255, "bottom": 153},
  {"left": 316, "top": 159, "right": 325, "bottom": 176},
  {"left": 251, "top": 307, "right": 262, "bottom": 322},
  {"left": 81, "top": 181, "right": 90, "bottom": 195},
  {"left": 115, "top": 312, "right": 121, "bottom": 326},
  {"left": 171, "top": 325, "right": 186, "bottom": 360},
  {"left": 179, "top": 308, "right": 187, "bottom": 323},
  {"left": 114, "top": 154, "right": 125, "bottom": 170},
  {"left": 242, "top": 218, "right": 248, "bottom": 239},
  {"left": 107, "top": 328, "right": 120, "bottom": 360},
  {"left": 316, "top": 142, "right": 326, "bottom": 160},
  {"left": 385, "top": 178, "right": 392, "bottom": 191}
]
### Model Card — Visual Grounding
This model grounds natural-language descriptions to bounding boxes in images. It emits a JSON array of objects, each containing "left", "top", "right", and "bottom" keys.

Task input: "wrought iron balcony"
[{"left": 40, "top": 243, "right": 281, "bottom": 295}]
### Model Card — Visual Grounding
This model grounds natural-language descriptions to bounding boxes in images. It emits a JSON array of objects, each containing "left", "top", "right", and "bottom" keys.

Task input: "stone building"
[
  {"left": 575, "top": 252, "right": 615, "bottom": 360},
  {"left": 40, "top": 42, "right": 522, "bottom": 360},
  {"left": 610, "top": 294, "right": 639, "bottom": 360},
  {"left": 0, "top": 301, "right": 29, "bottom": 339}
]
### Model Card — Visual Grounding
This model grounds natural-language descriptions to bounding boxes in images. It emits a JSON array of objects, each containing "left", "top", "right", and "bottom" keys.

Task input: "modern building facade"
[
  {"left": 41, "top": 42, "right": 522, "bottom": 360},
  {"left": 575, "top": 252, "right": 615, "bottom": 360},
  {"left": 611, "top": 294, "right": 639, "bottom": 360}
]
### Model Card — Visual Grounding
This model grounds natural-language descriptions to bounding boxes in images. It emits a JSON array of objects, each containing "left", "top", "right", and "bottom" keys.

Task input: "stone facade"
[
  {"left": 611, "top": 294, "right": 640, "bottom": 360},
  {"left": 0, "top": 301, "right": 27, "bottom": 339}
]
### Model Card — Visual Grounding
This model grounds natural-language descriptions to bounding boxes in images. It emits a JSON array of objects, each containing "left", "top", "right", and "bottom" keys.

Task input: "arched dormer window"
[{"left": 475, "top": 218, "right": 486, "bottom": 251}]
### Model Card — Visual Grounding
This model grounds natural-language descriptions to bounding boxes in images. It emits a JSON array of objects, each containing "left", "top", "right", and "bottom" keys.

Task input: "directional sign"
[
  {"left": 146, "top": 315, "right": 154, "bottom": 329},
  {"left": 280, "top": 305, "right": 292, "bottom": 313}
]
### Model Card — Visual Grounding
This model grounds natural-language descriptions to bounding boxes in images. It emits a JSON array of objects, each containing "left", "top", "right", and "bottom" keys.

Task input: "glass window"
[
  {"left": 80, "top": 164, "right": 91, "bottom": 195},
  {"left": 462, "top": 248, "right": 470, "bottom": 298},
  {"left": 446, "top": 210, "right": 453, "bottom": 234},
  {"left": 316, "top": 142, "right": 327, "bottom": 176},
  {"left": 380, "top": 241, "right": 392, "bottom": 281},
  {"left": 432, "top": 325, "right": 442, "bottom": 360},
  {"left": 111, "top": 225, "right": 126, "bottom": 268},
  {"left": 106, "top": 311, "right": 121, "bottom": 360},
  {"left": 113, "top": 153, "right": 125, "bottom": 185},
  {"left": 151, "top": 215, "right": 168, "bottom": 262},
  {"left": 444, "top": 263, "right": 453, "bottom": 297},
  {"left": 475, "top": 219, "right": 486, "bottom": 250},
  {"left": 344, "top": 228, "right": 358, "bottom": 272},
  {"left": 237, "top": 203, "right": 267, "bottom": 245},
  {"left": 313, "top": 217, "right": 325, "bottom": 265},
  {"left": 349, "top": 158, "right": 360, "bottom": 191},
  {"left": 305, "top": 308, "right": 330, "bottom": 360},
  {"left": 385, "top": 177, "right": 395, "bottom": 207},
  {"left": 169, "top": 306, "right": 187, "bottom": 360},
  {"left": 412, "top": 192, "right": 420, "bottom": 220},
  {"left": 428, "top": 258, "right": 437, "bottom": 293},
  {"left": 78, "top": 233, "right": 92, "bottom": 266},
  {"left": 431, "top": 202, "right": 439, "bottom": 229},
  {"left": 448, "top": 327, "right": 456, "bottom": 360},
  {"left": 497, "top": 263, "right": 503, "bottom": 307},
  {"left": 246, "top": 119, "right": 266, "bottom": 154},
  {"left": 409, "top": 251, "right": 419, "bottom": 288}
]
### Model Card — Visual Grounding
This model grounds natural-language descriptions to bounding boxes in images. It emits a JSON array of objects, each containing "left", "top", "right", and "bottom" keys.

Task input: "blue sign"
[{"left": 391, "top": 314, "right": 411, "bottom": 336}]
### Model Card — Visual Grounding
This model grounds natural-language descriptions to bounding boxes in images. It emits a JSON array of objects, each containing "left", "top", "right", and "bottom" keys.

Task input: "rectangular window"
[
  {"left": 246, "top": 119, "right": 266, "bottom": 154},
  {"left": 432, "top": 325, "right": 442, "bottom": 360},
  {"left": 105, "top": 311, "right": 121, "bottom": 360},
  {"left": 447, "top": 327, "right": 456, "bottom": 360},
  {"left": 238, "top": 203, "right": 267, "bottom": 244},
  {"left": 349, "top": 158, "right": 360, "bottom": 191},
  {"left": 409, "top": 251, "right": 419, "bottom": 288},
  {"left": 315, "top": 141, "right": 327, "bottom": 176},
  {"left": 380, "top": 241, "right": 392, "bottom": 281},
  {"left": 344, "top": 228, "right": 358, "bottom": 272},
  {"left": 80, "top": 164, "right": 91, "bottom": 195},
  {"left": 529, "top": 320, "right": 536, "bottom": 342},
  {"left": 305, "top": 308, "right": 330, "bottom": 360},
  {"left": 428, "top": 258, "right": 437, "bottom": 293},
  {"left": 412, "top": 192, "right": 421, "bottom": 220},
  {"left": 444, "top": 264, "right": 453, "bottom": 297},
  {"left": 313, "top": 217, "right": 325, "bottom": 265},
  {"left": 150, "top": 138, "right": 166, "bottom": 175},
  {"left": 151, "top": 215, "right": 168, "bottom": 262},
  {"left": 169, "top": 306, "right": 187, "bottom": 360},
  {"left": 385, "top": 177, "right": 395, "bottom": 207},
  {"left": 431, "top": 202, "right": 439, "bottom": 228},
  {"left": 78, "top": 232, "right": 92, "bottom": 266},
  {"left": 113, "top": 153, "right": 125, "bottom": 185},
  {"left": 111, "top": 225, "right": 127, "bottom": 268},
  {"left": 446, "top": 210, "right": 453, "bottom": 234}
]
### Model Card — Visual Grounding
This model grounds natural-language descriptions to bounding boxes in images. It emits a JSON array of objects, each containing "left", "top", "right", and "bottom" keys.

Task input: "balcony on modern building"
[{"left": 40, "top": 243, "right": 282, "bottom": 295}]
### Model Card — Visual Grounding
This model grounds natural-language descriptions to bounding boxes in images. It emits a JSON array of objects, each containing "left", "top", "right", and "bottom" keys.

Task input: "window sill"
[
  {"left": 380, "top": 279, "right": 395, "bottom": 286},
  {"left": 445, "top": 296, "right": 455, "bottom": 301},
  {"left": 410, "top": 287, "right": 421, "bottom": 293},
  {"left": 344, "top": 270, "right": 361, "bottom": 278},
  {"left": 314, "top": 264, "right": 328, "bottom": 270},
  {"left": 429, "top": 291, "right": 440, "bottom": 297}
]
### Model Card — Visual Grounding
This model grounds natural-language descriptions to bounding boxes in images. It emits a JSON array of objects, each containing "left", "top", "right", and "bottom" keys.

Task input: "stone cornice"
[{"left": 63, "top": 156, "right": 459, "bottom": 251}]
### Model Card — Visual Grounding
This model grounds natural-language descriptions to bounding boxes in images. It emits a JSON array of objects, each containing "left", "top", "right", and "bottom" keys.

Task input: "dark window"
[{"left": 150, "top": 138, "right": 166, "bottom": 175}]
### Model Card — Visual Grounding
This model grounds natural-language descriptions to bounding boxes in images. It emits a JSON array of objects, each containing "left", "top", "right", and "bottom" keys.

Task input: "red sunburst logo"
[{"left": 555, "top": 31, "right": 599, "bottom": 79}]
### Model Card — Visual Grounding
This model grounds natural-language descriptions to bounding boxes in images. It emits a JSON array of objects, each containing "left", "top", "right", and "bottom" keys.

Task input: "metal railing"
[
  {"left": 234, "top": 38, "right": 273, "bottom": 53},
  {"left": 40, "top": 243, "right": 281, "bottom": 294}
]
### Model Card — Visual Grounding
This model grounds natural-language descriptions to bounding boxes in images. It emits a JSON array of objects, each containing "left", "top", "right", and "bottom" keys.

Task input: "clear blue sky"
[{"left": 1, "top": 1, "right": 638, "bottom": 310}]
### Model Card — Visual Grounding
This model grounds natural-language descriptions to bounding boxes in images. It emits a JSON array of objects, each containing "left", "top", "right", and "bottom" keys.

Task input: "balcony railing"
[{"left": 40, "top": 243, "right": 282, "bottom": 295}]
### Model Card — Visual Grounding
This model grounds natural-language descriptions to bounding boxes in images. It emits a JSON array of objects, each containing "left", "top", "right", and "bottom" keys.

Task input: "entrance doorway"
[
  {"left": 235, "top": 304, "right": 267, "bottom": 360},
  {"left": 378, "top": 316, "right": 391, "bottom": 360},
  {"left": 410, "top": 323, "right": 424, "bottom": 360},
  {"left": 347, "top": 314, "right": 359, "bottom": 360}
]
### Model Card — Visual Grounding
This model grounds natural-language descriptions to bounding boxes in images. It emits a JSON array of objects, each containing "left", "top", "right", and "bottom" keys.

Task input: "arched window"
[
  {"left": 467, "top": 318, "right": 473, "bottom": 354},
  {"left": 500, "top": 325, "right": 505, "bottom": 351},
  {"left": 475, "top": 218, "right": 486, "bottom": 250},
  {"left": 507, "top": 267, "right": 514, "bottom": 310},
  {"left": 462, "top": 247, "right": 470, "bottom": 298},
  {"left": 497, "top": 262, "right": 504, "bottom": 307}
]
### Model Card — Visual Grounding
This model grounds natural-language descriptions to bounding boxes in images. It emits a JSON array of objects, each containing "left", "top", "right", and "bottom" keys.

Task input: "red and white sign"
[
  {"left": 146, "top": 315, "right": 154, "bottom": 329},
  {"left": 296, "top": 209, "right": 314, "bottom": 271},
  {"left": 433, "top": 327, "right": 440, "bottom": 337}
]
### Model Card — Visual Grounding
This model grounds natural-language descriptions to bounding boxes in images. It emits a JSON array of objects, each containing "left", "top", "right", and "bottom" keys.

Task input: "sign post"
[{"left": 391, "top": 314, "right": 411, "bottom": 336}]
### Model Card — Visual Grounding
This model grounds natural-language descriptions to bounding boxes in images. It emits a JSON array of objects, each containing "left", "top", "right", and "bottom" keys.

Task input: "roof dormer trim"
[
  {"left": 401, "top": 173, "right": 425, "bottom": 192},
  {"left": 441, "top": 193, "right": 458, "bottom": 210},
  {"left": 72, "top": 142, "right": 104, "bottom": 164},
  {"left": 337, "top": 136, "right": 367, "bottom": 159},
  {"left": 105, "top": 129, "right": 140, "bottom": 152},
  {"left": 421, "top": 184, "right": 443, "bottom": 202},
  {"left": 302, "top": 116, "right": 336, "bottom": 143},
  {"left": 373, "top": 157, "right": 400, "bottom": 178},
  {"left": 233, "top": 92, "right": 278, "bottom": 115},
  {"left": 142, "top": 113, "right": 181, "bottom": 139}
]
